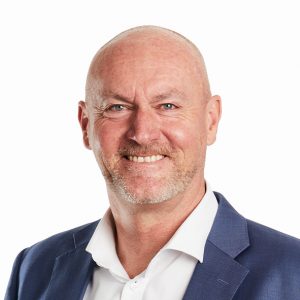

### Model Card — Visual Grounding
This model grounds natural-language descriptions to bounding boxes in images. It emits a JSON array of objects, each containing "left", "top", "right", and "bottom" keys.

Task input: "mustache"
[{"left": 118, "top": 141, "right": 174, "bottom": 157}]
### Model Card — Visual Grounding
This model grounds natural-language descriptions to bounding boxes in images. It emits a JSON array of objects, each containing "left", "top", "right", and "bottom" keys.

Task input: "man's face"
[{"left": 80, "top": 37, "right": 219, "bottom": 204}]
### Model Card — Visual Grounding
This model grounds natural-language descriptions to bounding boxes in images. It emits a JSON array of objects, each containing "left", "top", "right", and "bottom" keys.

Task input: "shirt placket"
[{"left": 121, "top": 276, "right": 147, "bottom": 300}]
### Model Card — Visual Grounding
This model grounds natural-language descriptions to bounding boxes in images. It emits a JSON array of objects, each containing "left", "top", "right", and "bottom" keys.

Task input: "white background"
[{"left": 1, "top": 0, "right": 300, "bottom": 297}]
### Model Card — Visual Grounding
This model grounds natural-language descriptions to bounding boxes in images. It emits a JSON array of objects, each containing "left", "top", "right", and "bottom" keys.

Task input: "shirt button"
[
  {"left": 130, "top": 281, "right": 138, "bottom": 289},
  {"left": 130, "top": 277, "right": 144, "bottom": 290}
]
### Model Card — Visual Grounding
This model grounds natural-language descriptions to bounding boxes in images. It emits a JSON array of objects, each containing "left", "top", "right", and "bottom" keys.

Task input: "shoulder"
[
  {"left": 239, "top": 214, "right": 300, "bottom": 294},
  {"left": 214, "top": 191, "right": 300, "bottom": 253},
  {"left": 245, "top": 218, "right": 300, "bottom": 262},
  {"left": 247, "top": 217, "right": 300, "bottom": 244},
  {"left": 238, "top": 216, "right": 300, "bottom": 297},
  {"left": 22, "top": 220, "right": 99, "bottom": 262},
  {"left": 5, "top": 221, "right": 99, "bottom": 299},
  {"left": 213, "top": 191, "right": 300, "bottom": 267},
  {"left": 214, "top": 192, "right": 300, "bottom": 296},
  {"left": 15, "top": 220, "right": 99, "bottom": 279}
]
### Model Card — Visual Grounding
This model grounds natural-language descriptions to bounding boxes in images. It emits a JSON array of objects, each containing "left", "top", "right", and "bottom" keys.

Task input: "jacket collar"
[
  {"left": 44, "top": 221, "right": 99, "bottom": 300},
  {"left": 73, "top": 221, "right": 99, "bottom": 248},
  {"left": 183, "top": 192, "right": 250, "bottom": 300},
  {"left": 208, "top": 192, "right": 250, "bottom": 258}
]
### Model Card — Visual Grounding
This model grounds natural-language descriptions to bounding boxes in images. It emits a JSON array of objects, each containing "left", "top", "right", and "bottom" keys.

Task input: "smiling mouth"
[{"left": 125, "top": 155, "right": 165, "bottom": 163}]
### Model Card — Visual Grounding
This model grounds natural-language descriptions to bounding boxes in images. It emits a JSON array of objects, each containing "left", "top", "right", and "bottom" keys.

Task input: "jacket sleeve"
[{"left": 5, "top": 249, "right": 27, "bottom": 300}]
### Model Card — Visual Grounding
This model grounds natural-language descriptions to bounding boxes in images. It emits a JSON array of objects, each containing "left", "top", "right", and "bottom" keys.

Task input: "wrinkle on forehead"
[{"left": 85, "top": 25, "right": 211, "bottom": 104}]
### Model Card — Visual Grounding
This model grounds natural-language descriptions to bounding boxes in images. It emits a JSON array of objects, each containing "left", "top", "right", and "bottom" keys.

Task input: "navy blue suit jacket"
[{"left": 5, "top": 193, "right": 300, "bottom": 299}]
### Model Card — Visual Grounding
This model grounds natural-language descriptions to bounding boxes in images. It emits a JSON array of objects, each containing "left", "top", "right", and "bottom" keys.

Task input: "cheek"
[
  {"left": 164, "top": 119, "right": 207, "bottom": 151},
  {"left": 92, "top": 122, "right": 125, "bottom": 158}
]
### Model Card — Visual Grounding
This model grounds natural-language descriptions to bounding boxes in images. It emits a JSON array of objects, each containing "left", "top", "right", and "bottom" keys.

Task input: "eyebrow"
[
  {"left": 100, "top": 88, "right": 186, "bottom": 104},
  {"left": 101, "top": 91, "right": 132, "bottom": 104},
  {"left": 152, "top": 88, "right": 186, "bottom": 102}
]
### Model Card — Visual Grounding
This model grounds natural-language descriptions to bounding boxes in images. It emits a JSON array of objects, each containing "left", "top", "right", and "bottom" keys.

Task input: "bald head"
[
  {"left": 85, "top": 25, "right": 211, "bottom": 104},
  {"left": 79, "top": 26, "right": 222, "bottom": 205}
]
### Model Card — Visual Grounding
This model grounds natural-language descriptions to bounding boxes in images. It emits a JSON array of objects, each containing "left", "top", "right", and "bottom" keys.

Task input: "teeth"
[{"left": 128, "top": 155, "right": 164, "bottom": 163}]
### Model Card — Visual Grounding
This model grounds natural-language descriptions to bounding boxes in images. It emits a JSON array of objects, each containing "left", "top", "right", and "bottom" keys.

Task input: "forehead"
[{"left": 88, "top": 31, "right": 204, "bottom": 99}]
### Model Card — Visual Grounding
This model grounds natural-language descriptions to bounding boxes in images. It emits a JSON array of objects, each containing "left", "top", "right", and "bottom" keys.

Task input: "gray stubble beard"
[{"left": 108, "top": 164, "right": 199, "bottom": 205}]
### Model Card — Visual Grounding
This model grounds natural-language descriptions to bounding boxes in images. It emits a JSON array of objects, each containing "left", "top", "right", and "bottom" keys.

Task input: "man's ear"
[
  {"left": 78, "top": 101, "right": 92, "bottom": 149},
  {"left": 206, "top": 95, "right": 222, "bottom": 145}
]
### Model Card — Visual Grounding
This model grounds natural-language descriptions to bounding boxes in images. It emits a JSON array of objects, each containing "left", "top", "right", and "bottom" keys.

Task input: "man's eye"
[
  {"left": 161, "top": 103, "right": 176, "bottom": 110},
  {"left": 108, "top": 104, "right": 126, "bottom": 111}
]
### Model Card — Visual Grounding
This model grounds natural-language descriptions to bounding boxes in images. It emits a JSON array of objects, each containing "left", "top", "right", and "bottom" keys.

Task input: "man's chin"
[
  {"left": 117, "top": 190, "right": 174, "bottom": 205},
  {"left": 108, "top": 165, "right": 198, "bottom": 205},
  {"left": 111, "top": 178, "right": 183, "bottom": 205}
]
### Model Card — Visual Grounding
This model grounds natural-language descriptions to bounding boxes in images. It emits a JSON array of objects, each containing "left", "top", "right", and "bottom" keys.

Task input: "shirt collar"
[
  {"left": 86, "top": 182, "right": 218, "bottom": 276},
  {"left": 86, "top": 209, "right": 129, "bottom": 278},
  {"left": 161, "top": 183, "right": 218, "bottom": 262}
]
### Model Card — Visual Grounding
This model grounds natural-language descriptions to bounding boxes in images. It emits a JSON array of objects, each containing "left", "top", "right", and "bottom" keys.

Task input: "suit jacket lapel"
[
  {"left": 44, "top": 221, "right": 98, "bottom": 300},
  {"left": 44, "top": 249, "right": 95, "bottom": 300},
  {"left": 183, "top": 241, "right": 249, "bottom": 300},
  {"left": 184, "top": 193, "right": 250, "bottom": 300}
]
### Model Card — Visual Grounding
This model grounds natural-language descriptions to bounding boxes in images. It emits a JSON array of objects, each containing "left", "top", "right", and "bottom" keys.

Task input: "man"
[{"left": 5, "top": 25, "right": 300, "bottom": 300}]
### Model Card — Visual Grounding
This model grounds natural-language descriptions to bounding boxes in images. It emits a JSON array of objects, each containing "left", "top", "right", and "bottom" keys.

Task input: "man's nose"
[{"left": 126, "top": 108, "right": 161, "bottom": 145}]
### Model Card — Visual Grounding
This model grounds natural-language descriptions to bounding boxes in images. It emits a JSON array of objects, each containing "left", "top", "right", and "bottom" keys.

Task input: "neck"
[{"left": 108, "top": 179, "right": 206, "bottom": 278}]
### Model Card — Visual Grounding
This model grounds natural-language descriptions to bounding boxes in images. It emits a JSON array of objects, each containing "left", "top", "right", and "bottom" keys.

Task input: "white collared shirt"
[{"left": 83, "top": 184, "right": 218, "bottom": 300}]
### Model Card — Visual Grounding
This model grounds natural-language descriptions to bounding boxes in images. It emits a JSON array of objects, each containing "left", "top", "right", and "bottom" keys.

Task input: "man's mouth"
[{"left": 125, "top": 154, "right": 165, "bottom": 163}]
